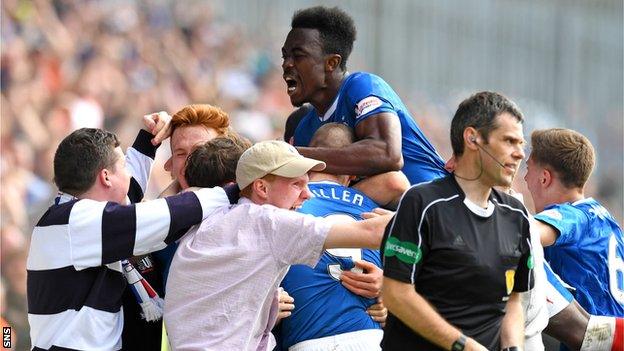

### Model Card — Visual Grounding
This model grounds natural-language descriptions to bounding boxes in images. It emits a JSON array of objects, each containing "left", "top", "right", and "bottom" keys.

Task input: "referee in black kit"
[{"left": 381, "top": 91, "right": 533, "bottom": 351}]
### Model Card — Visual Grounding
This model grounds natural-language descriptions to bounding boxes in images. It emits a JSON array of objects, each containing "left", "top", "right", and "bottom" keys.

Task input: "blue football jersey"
[
  {"left": 278, "top": 181, "right": 381, "bottom": 349},
  {"left": 292, "top": 72, "right": 448, "bottom": 185},
  {"left": 537, "top": 198, "right": 624, "bottom": 316}
]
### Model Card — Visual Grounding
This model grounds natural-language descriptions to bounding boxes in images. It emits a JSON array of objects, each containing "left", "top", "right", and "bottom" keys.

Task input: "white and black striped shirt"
[{"left": 27, "top": 130, "right": 229, "bottom": 351}]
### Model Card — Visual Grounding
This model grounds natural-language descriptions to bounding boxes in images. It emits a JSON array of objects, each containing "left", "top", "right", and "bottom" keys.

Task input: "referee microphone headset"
[
  {"left": 454, "top": 135, "right": 508, "bottom": 182},
  {"left": 469, "top": 135, "right": 506, "bottom": 169}
]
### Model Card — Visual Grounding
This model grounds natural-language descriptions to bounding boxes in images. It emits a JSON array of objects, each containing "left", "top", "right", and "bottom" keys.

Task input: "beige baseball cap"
[{"left": 236, "top": 140, "right": 326, "bottom": 190}]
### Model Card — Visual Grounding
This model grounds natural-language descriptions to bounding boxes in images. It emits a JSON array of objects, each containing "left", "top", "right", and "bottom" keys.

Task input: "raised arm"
[
  {"left": 125, "top": 111, "right": 173, "bottom": 203},
  {"left": 297, "top": 113, "right": 403, "bottom": 176}
]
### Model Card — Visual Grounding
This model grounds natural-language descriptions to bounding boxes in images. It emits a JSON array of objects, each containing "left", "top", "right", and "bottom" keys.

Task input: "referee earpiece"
[{"left": 469, "top": 136, "right": 477, "bottom": 144}]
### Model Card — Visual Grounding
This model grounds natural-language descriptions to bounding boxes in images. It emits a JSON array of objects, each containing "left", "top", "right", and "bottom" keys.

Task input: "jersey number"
[
  {"left": 608, "top": 234, "right": 624, "bottom": 305},
  {"left": 327, "top": 248, "right": 363, "bottom": 281}
]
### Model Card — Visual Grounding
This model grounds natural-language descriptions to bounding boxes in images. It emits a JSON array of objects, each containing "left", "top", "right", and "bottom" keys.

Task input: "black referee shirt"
[{"left": 381, "top": 176, "right": 533, "bottom": 351}]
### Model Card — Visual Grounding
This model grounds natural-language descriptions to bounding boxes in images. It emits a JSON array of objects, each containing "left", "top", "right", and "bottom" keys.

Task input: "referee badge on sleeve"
[{"left": 384, "top": 237, "right": 422, "bottom": 264}]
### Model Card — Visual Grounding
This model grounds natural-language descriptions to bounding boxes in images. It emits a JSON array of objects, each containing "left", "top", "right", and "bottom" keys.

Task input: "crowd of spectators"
[{"left": 1, "top": 1, "right": 620, "bottom": 349}]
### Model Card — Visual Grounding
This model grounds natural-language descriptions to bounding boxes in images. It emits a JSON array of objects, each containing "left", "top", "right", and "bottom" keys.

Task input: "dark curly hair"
[{"left": 291, "top": 6, "right": 356, "bottom": 70}]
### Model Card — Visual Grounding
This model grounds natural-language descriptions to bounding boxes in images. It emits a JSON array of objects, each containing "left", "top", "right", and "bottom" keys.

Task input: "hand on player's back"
[{"left": 340, "top": 260, "right": 382, "bottom": 299}]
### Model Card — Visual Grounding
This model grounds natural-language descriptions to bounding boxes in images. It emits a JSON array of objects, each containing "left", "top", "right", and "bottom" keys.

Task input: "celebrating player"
[
  {"left": 281, "top": 6, "right": 447, "bottom": 205},
  {"left": 525, "top": 128, "right": 624, "bottom": 318}
]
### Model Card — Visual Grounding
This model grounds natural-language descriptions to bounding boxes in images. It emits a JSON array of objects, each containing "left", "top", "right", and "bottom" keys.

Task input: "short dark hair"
[
  {"left": 291, "top": 6, "right": 356, "bottom": 70},
  {"left": 185, "top": 134, "right": 252, "bottom": 188},
  {"left": 530, "top": 128, "right": 595, "bottom": 189},
  {"left": 450, "top": 91, "right": 524, "bottom": 156},
  {"left": 54, "top": 128, "right": 120, "bottom": 195},
  {"left": 309, "top": 123, "right": 355, "bottom": 148}
]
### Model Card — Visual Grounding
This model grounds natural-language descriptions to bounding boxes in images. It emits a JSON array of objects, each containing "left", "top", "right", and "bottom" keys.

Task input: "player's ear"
[
  {"left": 99, "top": 168, "right": 112, "bottom": 188},
  {"left": 325, "top": 54, "right": 342, "bottom": 72},
  {"left": 541, "top": 169, "right": 553, "bottom": 188},
  {"left": 463, "top": 127, "right": 479, "bottom": 151},
  {"left": 253, "top": 178, "right": 270, "bottom": 200},
  {"left": 164, "top": 157, "right": 172, "bottom": 172}
]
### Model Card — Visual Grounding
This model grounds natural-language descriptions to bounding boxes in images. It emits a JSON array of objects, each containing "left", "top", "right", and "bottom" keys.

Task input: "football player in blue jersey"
[
  {"left": 277, "top": 123, "right": 405, "bottom": 351},
  {"left": 524, "top": 128, "right": 624, "bottom": 318},
  {"left": 281, "top": 6, "right": 448, "bottom": 204}
]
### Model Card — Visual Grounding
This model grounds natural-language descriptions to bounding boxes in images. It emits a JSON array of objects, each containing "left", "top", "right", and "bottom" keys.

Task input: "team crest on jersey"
[
  {"left": 505, "top": 269, "right": 515, "bottom": 295},
  {"left": 540, "top": 209, "right": 563, "bottom": 221},
  {"left": 384, "top": 237, "right": 421, "bottom": 264},
  {"left": 355, "top": 96, "right": 383, "bottom": 118}
]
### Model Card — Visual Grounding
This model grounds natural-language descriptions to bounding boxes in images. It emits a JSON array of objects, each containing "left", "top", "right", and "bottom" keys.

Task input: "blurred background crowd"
[{"left": 1, "top": 0, "right": 621, "bottom": 349}]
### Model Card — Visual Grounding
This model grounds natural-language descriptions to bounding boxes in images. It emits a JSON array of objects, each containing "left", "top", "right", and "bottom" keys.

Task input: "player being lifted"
[{"left": 281, "top": 6, "right": 447, "bottom": 207}]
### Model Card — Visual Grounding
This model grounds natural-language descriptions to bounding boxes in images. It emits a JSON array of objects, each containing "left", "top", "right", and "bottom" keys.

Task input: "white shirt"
[{"left": 164, "top": 198, "right": 331, "bottom": 351}]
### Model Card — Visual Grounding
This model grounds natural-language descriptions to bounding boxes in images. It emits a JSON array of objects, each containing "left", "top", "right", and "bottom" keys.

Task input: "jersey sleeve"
[
  {"left": 68, "top": 187, "right": 228, "bottom": 269},
  {"left": 513, "top": 215, "right": 534, "bottom": 293},
  {"left": 382, "top": 189, "right": 427, "bottom": 284},
  {"left": 263, "top": 207, "right": 331, "bottom": 268},
  {"left": 344, "top": 73, "right": 398, "bottom": 125},
  {"left": 126, "top": 129, "right": 158, "bottom": 204},
  {"left": 534, "top": 204, "right": 588, "bottom": 246}
]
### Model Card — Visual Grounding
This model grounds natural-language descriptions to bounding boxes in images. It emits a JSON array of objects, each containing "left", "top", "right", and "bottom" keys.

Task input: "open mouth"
[{"left": 284, "top": 77, "right": 298, "bottom": 95}]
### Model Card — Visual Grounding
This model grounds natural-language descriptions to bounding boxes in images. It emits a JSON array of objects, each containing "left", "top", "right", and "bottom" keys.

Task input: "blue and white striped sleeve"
[
  {"left": 67, "top": 187, "right": 228, "bottom": 269},
  {"left": 126, "top": 129, "right": 158, "bottom": 204}
]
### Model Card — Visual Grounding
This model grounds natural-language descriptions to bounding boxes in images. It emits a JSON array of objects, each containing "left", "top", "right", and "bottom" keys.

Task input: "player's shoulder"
[
  {"left": 343, "top": 71, "right": 387, "bottom": 89},
  {"left": 35, "top": 199, "right": 79, "bottom": 227},
  {"left": 538, "top": 200, "right": 588, "bottom": 223},
  {"left": 567, "top": 197, "right": 614, "bottom": 224}
]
